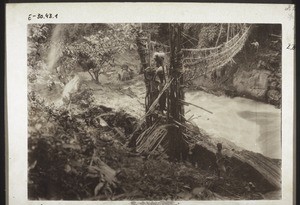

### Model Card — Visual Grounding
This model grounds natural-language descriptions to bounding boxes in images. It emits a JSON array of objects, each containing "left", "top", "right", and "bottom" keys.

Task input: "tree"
[
  {"left": 28, "top": 24, "right": 52, "bottom": 69},
  {"left": 167, "top": 23, "right": 187, "bottom": 160},
  {"left": 66, "top": 24, "right": 133, "bottom": 83}
]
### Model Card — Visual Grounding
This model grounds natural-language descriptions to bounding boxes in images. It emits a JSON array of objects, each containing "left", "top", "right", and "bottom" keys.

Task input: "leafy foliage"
[
  {"left": 28, "top": 89, "right": 114, "bottom": 199},
  {"left": 27, "top": 23, "right": 162, "bottom": 85},
  {"left": 197, "top": 24, "right": 221, "bottom": 48},
  {"left": 27, "top": 24, "right": 52, "bottom": 83},
  {"left": 27, "top": 90, "right": 211, "bottom": 200},
  {"left": 28, "top": 24, "right": 52, "bottom": 44},
  {"left": 60, "top": 24, "right": 136, "bottom": 83},
  {"left": 27, "top": 87, "right": 210, "bottom": 200}
]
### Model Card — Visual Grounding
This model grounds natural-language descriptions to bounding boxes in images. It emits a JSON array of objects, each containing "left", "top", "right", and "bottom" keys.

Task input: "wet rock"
[{"left": 233, "top": 69, "right": 271, "bottom": 100}]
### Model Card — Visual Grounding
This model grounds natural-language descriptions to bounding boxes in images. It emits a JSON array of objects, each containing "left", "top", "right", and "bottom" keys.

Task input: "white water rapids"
[{"left": 185, "top": 91, "right": 281, "bottom": 159}]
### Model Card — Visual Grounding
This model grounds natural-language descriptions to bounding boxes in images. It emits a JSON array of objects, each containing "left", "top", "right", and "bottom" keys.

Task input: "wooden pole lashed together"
[{"left": 167, "top": 23, "right": 186, "bottom": 160}]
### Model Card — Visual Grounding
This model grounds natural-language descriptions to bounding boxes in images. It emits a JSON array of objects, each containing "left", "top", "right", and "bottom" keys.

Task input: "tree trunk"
[
  {"left": 94, "top": 70, "right": 100, "bottom": 84},
  {"left": 136, "top": 29, "right": 155, "bottom": 127},
  {"left": 136, "top": 30, "right": 149, "bottom": 74},
  {"left": 88, "top": 70, "right": 96, "bottom": 81},
  {"left": 167, "top": 23, "right": 187, "bottom": 160}
]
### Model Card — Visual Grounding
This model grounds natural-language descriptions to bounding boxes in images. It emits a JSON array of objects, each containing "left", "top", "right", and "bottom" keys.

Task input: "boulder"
[{"left": 233, "top": 69, "right": 271, "bottom": 100}]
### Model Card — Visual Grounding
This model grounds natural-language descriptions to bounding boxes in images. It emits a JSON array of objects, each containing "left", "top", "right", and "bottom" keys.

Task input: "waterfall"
[
  {"left": 47, "top": 24, "right": 64, "bottom": 71},
  {"left": 47, "top": 24, "right": 80, "bottom": 107}
]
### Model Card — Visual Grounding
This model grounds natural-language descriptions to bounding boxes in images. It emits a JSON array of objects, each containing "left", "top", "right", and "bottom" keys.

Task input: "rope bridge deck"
[
  {"left": 147, "top": 24, "right": 251, "bottom": 81},
  {"left": 182, "top": 25, "right": 251, "bottom": 80}
]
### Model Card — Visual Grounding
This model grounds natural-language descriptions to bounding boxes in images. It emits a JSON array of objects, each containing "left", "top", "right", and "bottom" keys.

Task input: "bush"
[{"left": 28, "top": 89, "right": 138, "bottom": 200}]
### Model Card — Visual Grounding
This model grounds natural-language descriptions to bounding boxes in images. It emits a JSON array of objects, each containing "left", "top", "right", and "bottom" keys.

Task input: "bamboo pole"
[
  {"left": 227, "top": 23, "right": 230, "bottom": 42},
  {"left": 215, "top": 24, "right": 223, "bottom": 47},
  {"left": 179, "top": 100, "right": 213, "bottom": 114},
  {"left": 148, "top": 33, "right": 151, "bottom": 68}
]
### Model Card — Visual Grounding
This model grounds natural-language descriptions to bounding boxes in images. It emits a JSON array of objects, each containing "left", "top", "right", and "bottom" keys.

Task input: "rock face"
[
  {"left": 233, "top": 69, "right": 271, "bottom": 100},
  {"left": 230, "top": 52, "right": 281, "bottom": 106}
]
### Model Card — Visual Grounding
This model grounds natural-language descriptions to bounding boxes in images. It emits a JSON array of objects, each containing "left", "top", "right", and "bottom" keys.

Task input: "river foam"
[{"left": 185, "top": 91, "right": 281, "bottom": 159}]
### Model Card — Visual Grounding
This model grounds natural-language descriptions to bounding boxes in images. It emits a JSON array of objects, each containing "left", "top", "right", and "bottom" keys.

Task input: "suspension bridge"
[{"left": 148, "top": 24, "right": 252, "bottom": 81}]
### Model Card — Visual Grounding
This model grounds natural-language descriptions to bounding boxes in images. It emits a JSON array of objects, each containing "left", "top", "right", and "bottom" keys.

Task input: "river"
[{"left": 185, "top": 91, "right": 281, "bottom": 159}]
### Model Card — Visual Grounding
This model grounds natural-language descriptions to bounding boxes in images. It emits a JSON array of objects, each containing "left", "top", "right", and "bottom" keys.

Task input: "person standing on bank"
[
  {"left": 153, "top": 45, "right": 167, "bottom": 113},
  {"left": 216, "top": 143, "right": 226, "bottom": 179}
]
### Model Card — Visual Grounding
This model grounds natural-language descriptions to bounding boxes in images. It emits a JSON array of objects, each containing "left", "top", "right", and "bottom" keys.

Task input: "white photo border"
[{"left": 6, "top": 3, "right": 295, "bottom": 205}]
